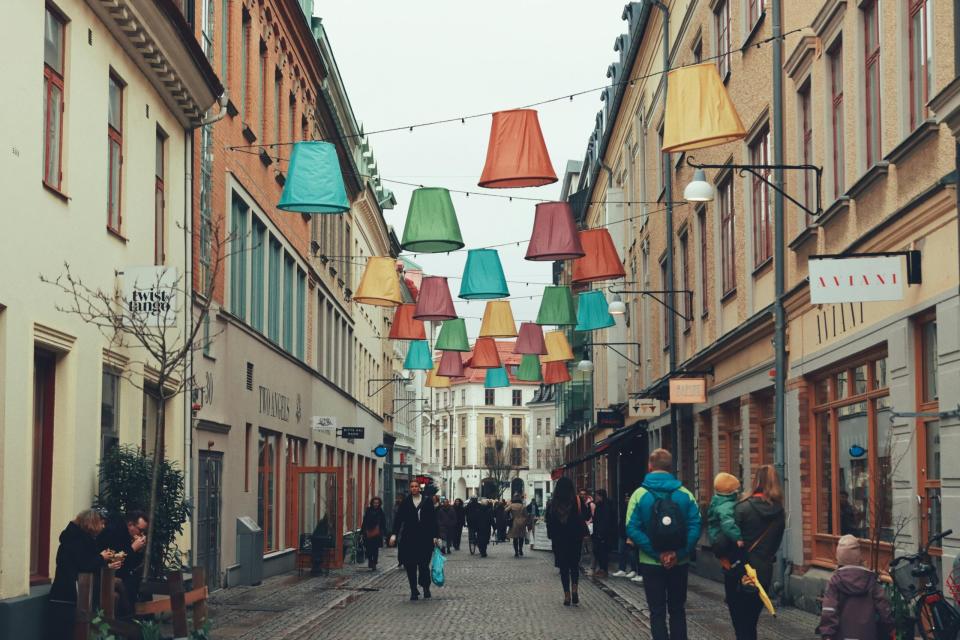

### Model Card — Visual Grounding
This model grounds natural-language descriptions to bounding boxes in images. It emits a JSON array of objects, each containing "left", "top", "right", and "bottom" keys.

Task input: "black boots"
[
  {"left": 571, "top": 584, "right": 579, "bottom": 605},
  {"left": 423, "top": 586, "right": 432, "bottom": 599},
  {"left": 410, "top": 590, "right": 419, "bottom": 601}
]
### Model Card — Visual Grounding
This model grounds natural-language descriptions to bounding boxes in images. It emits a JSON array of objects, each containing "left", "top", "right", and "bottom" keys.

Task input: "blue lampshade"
[
  {"left": 459, "top": 249, "right": 509, "bottom": 299},
  {"left": 575, "top": 290, "right": 616, "bottom": 331},
  {"left": 403, "top": 340, "right": 433, "bottom": 370},
  {"left": 484, "top": 366, "right": 510, "bottom": 388},
  {"left": 277, "top": 142, "right": 350, "bottom": 214}
]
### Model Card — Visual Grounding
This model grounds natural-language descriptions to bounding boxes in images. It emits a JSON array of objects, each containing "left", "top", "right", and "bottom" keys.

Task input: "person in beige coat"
[{"left": 505, "top": 493, "right": 530, "bottom": 557}]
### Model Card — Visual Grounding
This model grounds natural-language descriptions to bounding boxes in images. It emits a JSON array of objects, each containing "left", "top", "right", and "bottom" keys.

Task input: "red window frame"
[
  {"left": 799, "top": 82, "right": 814, "bottom": 226},
  {"left": 719, "top": 177, "right": 736, "bottom": 295},
  {"left": 863, "top": 0, "right": 881, "bottom": 166},
  {"left": 829, "top": 42, "right": 845, "bottom": 198},
  {"left": 43, "top": 6, "right": 66, "bottom": 192},
  {"left": 908, "top": 0, "right": 932, "bottom": 129},
  {"left": 747, "top": 0, "right": 764, "bottom": 28},
  {"left": 698, "top": 208, "right": 709, "bottom": 316},
  {"left": 715, "top": 0, "right": 731, "bottom": 79},
  {"left": 258, "top": 429, "right": 280, "bottom": 552},
  {"left": 750, "top": 128, "right": 772, "bottom": 266},
  {"left": 107, "top": 73, "right": 124, "bottom": 234}
]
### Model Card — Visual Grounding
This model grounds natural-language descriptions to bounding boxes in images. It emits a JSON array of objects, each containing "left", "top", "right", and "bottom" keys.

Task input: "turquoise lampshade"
[
  {"left": 403, "top": 340, "right": 433, "bottom": 370},
  {"left": 515, "top": 354, "right": 543, "bottom": 381},
  {"left": 575, "top": 290, "right": 616, "bottom": 331},
  {"left": 277, "top": 142, "right": 349, "bottom": 214},
  {"left": 484, "top": 366, "right": 510, "bottom": 388},
  {"left": 459, "top": 249, "right": 509, "bottom": 299}
]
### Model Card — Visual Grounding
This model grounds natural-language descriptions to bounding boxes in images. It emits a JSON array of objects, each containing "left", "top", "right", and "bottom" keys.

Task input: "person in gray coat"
[{"left": 437, "top": 498, "right": 458, "bottom": 554}]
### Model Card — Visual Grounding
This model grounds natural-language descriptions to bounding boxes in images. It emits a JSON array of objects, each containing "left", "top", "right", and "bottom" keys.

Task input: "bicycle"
[{"left": 890, "top": 529, "right": 960, "bottom": 640}]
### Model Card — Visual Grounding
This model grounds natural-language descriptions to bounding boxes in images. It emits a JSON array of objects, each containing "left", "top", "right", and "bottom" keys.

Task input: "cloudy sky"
[{"left": 318, "top": 2, "right": 629, "bottom": 339}]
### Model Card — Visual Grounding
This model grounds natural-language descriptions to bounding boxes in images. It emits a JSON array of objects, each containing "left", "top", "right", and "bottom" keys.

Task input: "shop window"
[
  {"left": 258, "top": 429, "right": 280, "bottom": 551},
  {"left": 917, "top": 316, "right": 941, "bottom": 553}
]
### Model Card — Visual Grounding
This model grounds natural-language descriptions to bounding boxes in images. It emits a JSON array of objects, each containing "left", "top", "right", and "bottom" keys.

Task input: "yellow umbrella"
[{"left": 743, "top": 564, "right": 776, "bottom": 617}]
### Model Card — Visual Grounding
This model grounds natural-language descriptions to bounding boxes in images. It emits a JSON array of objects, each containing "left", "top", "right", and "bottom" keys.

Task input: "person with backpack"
[
  {"left": 817, "top": 535, "right": 893, "bottom": 640},
  {"left": 625, "top": 448, "right": 702, "bottom": 640}
]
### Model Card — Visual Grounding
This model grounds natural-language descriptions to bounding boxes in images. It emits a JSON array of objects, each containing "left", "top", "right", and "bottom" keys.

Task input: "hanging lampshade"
[
  {"left": 414, "top": 276, "right": 457, "bottom": 321},
  {"left": 514, "top": 322, "right": 547, "bottom": 355},
  {"left": 478, "top": 301, "right": 517, "bottom": 338},
  {"left": 403, "top": 340, "right": 433, "bottom": 370},
  {"left": 515, "top": 354, "right": 543, "bottom": 382},
  {"left": 484, "top": 366, "right": 510, "bottom": 389},
  {"left": 469, "top": 337, "right": 501, "bottom": 369},
  {"left": 388, "top": 303, "right": 427, "bottom": 340},
  {"left": 459, "top": 249, "right": 509, "bottom": 299},
  {"left": 437, "top": 350, "right": 465, "bottom": 378},
  {"left": 400, "top": 188, "right": 464, "bottom": 253},
  {"left": 426, "top": 364, "right": 451, "bottom": 389},
  {"left": 542, "top": 331, "right": 575, "bottom": 362},
  {"left": 478, "top": 109, "right": 558, "bottom": 188},
  {"left": 536, "top": 286, "right": 577, "bottom": 326},
  {"left": 525, "top": 202, "right": 585, "bottom": 261},
  {"left": 662, "top": 63, "right": 747, "bottom": 153},
  {"left": 575, "top": 290, "right": 616, "bottom": 331},
  {"left": 435, "top": 318, "right": 470, "bottom": 352},
  {"left": 572, "top": 229, "right": 626, "bottom": 284},
  {"left": 276, "top": 141, "right": 350, "bottom": 214},
  {"left": 353, "top": 256, "right": 403, "bottom": 307},
  {"left": 543, "top": 361, "right": 571, "bottom": 384}
]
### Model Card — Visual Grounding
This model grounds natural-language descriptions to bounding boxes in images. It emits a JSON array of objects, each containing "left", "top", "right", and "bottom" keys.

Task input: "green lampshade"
[
  {"left": 403, "top": 340, "right": 433, "bottom": 370},
  {"left": 459, "top": 249, "right": 509, "bottom": 299},
  {"left": 536, "top": 286, "right": 577, "bottom": 326},
  {"left": 401, "top": 188, "right": 464, "bottom": 253},
  {"left": 575, "top": 290, "right": 615, "bottom": 331},
  {"left": 515, "top": 354, "right": 543, "bottom": 381},
  {"left": 484, "top": 366, "right": 510, "bottom": 388},
  {"left": 435, "top": 318, "right": 470, "bottom": 352},
  {"left": 277, "top": 142, "right": 350, "bottom": 213}
]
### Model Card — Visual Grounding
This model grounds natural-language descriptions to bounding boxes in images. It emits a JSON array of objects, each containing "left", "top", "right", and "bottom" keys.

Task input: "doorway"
[
  {"left": 196, "top": 450, "right": 223, "bottom": 590},
  {"left": 31, "top": 349, "right": 56, "bottom": 583},
  {"left": 286, "top": 466, "right": 344, "bottom": 569}
]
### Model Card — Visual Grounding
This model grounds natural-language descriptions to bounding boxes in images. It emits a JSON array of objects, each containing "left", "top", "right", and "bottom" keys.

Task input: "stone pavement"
[{"left": 208, "top": 539, "right": 821, "bottom": 639}]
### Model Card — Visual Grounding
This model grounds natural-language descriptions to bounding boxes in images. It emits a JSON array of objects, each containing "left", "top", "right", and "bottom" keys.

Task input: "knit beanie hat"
[
  {"left": 836, "top": 534, "right": 862, "bottom": 566},
  {"left": 713, "top": 472, "right": 741, "bottom": 495}
]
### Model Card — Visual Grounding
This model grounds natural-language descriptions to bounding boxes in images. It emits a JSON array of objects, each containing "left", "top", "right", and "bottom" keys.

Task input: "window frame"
[
  {"left": 908, "top": 0, "right": 932, "bottom": 130},
  {"left": 511, "top": 417, "right": 522, "bottom": 436},
  {"left": 155, "top": 129, "right": 166, "bottom": 265},
  {"left": 750, "top": 127, "right": 772, "bottom": 266},
  {"left": 747, "top": 0, "right": 765, "bottom": 31},
  {"left": 698, "top": 208, "right": 709, "bottom": 317},
  {"left": 679, "top": 228, "right": 692, "bottom": 331},
  {"left": 863, "top": 0, "right": 881, "bottom": 167},
  {"left": 798, "top": 80, "right": 815, "bottom": 227},
  {"left": 484, "top": 417, "right": 495, "bottom": 435},
  {"left": 715, "top": 0, "right": 732, "bottom": 80},
  {"left": 915, "top": 314, "right": 942, "bottom": 556},
  {"left": 31, "top": 350, "right": 57, "bottom": 584},
  {"left": 829, "top": 40, "right": 845, "bottom": 198},
  {"left": 718, "top": 176, "right": 736, "bottom": 296},
  {"left": 43, "top": 5, "right": 66, "bottom": 192},
  {"left": 512, "top": 389, "right": 522, "bottom": 407},
  {"left": 107, "top": 72, "right": 125, "bottom": 235},
  {"left": 257, "top": 429, "right": 281, "bottom": 552},
  {"left": 484, "top": 389, "right": 495, "bottom": 406},
  {"left": 660, "top": 255, "right": 670, "bottom": 351}
]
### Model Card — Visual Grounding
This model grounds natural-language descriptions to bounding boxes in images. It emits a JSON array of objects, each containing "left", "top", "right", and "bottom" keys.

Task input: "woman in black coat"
[
  {"left": 494, "top": 501, "right": 508, "bottom": 542},
  {"left": 590, "top": 489, "right": 616, "bottom": 577},
  {"left": 390, "top": 480, "right": 439, "bottom": 600},
  {"left": 452, "top": 498, "right": 466, "bottom": 551},
  {"left": 361, "top": 497, "right": 388, "bottom": 571},
  {"left": 546, "top": 477, "right": 588, "bottom": 606}
]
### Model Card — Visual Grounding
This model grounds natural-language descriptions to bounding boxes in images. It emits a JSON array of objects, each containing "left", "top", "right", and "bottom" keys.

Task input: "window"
[
  {"left": 719, "top": 176, "right": 735, "bottom": 295},
  {"left": 512, "top": 390, "right": 522, "bottom": 406},
  {"left": 829, "top": 41, "right": 845, "bottom": 198},
  {"left": 443, "top": 392, "right": 449, "bottom": 407},
  {"left": 511, "top": 417, "right": 522, "bottom": 435},
  {"left": 545, "top": 417, "right": 551, "bottom": 432},
  {"left": 100, "top": 369, "right": 120, "bottom": 478},
  {"left": 692, "top": 36, "right": 703, "bottom": 64},
  {"left": 921, "top": 319, "right": 938, "bottom": 402},
  {"left": 484, "top": 417, "right": 495, "bottom": 435},
  {"left": 244, "top": 424, "right": 252, "bottom": 492},
  {"left": 715, "top": 0, "right": 731, "bottom": 79},
  {"left": 259, "top": 40, "right": 267, "bottom": 139},
  {"left": 461, "top": 390, "right": 466, "bottom": 404},
  {"left": 220, "top": 0, "right": 229, "bottom": 82},
  {"left": 461, "top": 447, "right": 466, "bottom": 465},
  {"left": 750, "top": 127, "right": 772, "bottom": 266},
  {"left": 141, "top": 385, "right": 164, "bottom": 455},
  {"left": 747, "top": 0, "right": 764, "bottom": 29},
  {"left": 274, "top": 68, "right": 281, "bottom": 146},
  {"left": 537, "top": 449, "right": 543, "bottom": 469},
  {"left": 240, "top": 11, "right": 249, "bottom": 116},
  {"left": 917, "top": 316, "right": 941, "bottom": 552},
  {"left": 43, "top": 6, "right": 65, "bottom": 190},
  {"left": 863, "top": 1, "right": 881, "bottom": 166},
  {"left": 258, "top": 429, "right": 280, "bottom": 551},
  {"left": 657, "top": 124, "right": 667, "bottom": 198},
  {"left": 660, "top": 256, "right": 670, "bottom": 350},
  {"left": 460, "top": 416, "right": 466, "bottom": 437},
  {"left": 288, "top": 93, "right": 296, "bottom": 145},
  {"left": 537, "top": 418, "right": 542, "bottom": 436},
  {"left": 679, "top": 229, "right": 691, "bottom": 331},
  {"left": 484, "top": 389, "right": 495, "bottom": 406},
  {"left": 908, "top": 0, "right": 932, "bottom": 129},
  {"left": 268, "top": 239, "right": 281, "bottom": 342},
  {"left": 798, "top": 82, "right": 814, "bottom": 226},
  {"left": 511, "top": 448, "right": 522, "bottom": 466},
  {"left": 484, "top": 447, "right": 495, "bottom": 466},
  {"left": 107, "top": 73, "right": 124, "bottom": 233},
  {"left": 31, "top": 350, "right": 56, "bottom": 581},
  {"left": 296, "top": 270, "right": 305, "bottom": 359},
  {"left": 283, "top": 256, "right": 294, "bottom": 352},
  {"left": 251, "top": 219, "right": 266, "bottom": 331},
  {"left": 155, "top": 130, "right": 166, "bottom": 264},
  {"left": 230, "top": 197, "right": 248, "bottom": 319},
  {"left": 698, "top": 209, "right": 709, "bottom": 316}
]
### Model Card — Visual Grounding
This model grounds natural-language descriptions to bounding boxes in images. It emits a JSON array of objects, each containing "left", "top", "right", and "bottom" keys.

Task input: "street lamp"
[
  {"left": 683, "top": 168, "right": 715, "bottom": 202},
  {"left": 683, "top": 157, "right": 822, "bottom": 217},
  {"left": 607, "top": 293, "right": 627, "bottom": 316}
]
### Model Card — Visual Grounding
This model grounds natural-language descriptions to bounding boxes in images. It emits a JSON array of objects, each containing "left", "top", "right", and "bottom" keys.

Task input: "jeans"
[
  {"left": 365, "top": 539, "right": 380, "bottom": 568},
  {"left": 724, "top": 571, "right": 763, "bottom": 640},
  {"left": 513, "top": 537, "right": 525, "bottom": 555},
  {"left": 640, "top": 563, "right": 689, "bottom": 640},
  {"left": 452, "top": 526, "right": 463, "bottom": 550},
  {"left": 559, "top": 565, "right": 580, "bottom": 592},
  {"left": 404, "top": 559, "right": 431, "bottom": 594},
  {"left": 592, "top": 536, "right": 609, "bottom": 573},
  {"left": 617, "top": 538, "right": 637, "bottom": 572}
]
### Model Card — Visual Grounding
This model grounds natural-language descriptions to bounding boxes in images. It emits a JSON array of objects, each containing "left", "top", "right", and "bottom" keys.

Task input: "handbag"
[
  {"left": 365, "top": 525, "right": 381, "bottom": 539},
  {"left": 737, "top": 521, "right": 776, "bottom": 595}
]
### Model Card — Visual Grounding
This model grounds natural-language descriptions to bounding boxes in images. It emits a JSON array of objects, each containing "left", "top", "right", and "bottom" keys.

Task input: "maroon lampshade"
[
  {"left": 525, "top": 202, "right": 585, "bottom": 261},
  {"left": 469, "top": 337, "right": 502, "bottom": 369},
  {"left": 414, "top": 276, "right": 457, "bottom": 321},
  {"left": 437, "top": 350, "right": 465, "bottom": 378},
  {"left": 514, "top": 322, "right": 547, "bottom": 355}
]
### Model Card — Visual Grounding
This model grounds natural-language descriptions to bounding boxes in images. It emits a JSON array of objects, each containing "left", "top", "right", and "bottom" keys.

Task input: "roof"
[
  {"left": 439, "top": 341, "right": 540, "bottom": 386},
  {"left": 528, "top": 384, "right": 556, "bottom": 405}
]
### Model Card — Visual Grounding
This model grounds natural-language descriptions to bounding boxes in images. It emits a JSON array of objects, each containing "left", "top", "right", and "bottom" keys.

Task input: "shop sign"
[
  {"left": 338, "top": 426, "right": 365, "bottom": 439},
  {"left": 669, "top": 378, "right": 706, "bottom": 404},
  {"left": 311, "top": 415, "right": 337, "bottom": 435},
  {"left": 122, "top": 266, "right": 179, "bottom": 328},
  {"left": 259, "top": 386, "right": 290, "bottom": 422},
  {"left": 629, "top": 399, "right": 661, "bottom": 418},
  {"left": 373, "top": 444, "right": 389, "bottom": 458},
  {"left": 596, "top": 410, "right": 624, "bottom": 429},
  {"left": 809, "top": 256, "right": 904, "bottom": 303}
]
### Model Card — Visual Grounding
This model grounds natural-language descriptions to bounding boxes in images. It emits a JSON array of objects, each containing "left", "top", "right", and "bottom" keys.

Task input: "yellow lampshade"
[
  {"left": 478, "top": 300, "right": 517, "bottom": 338},
  {"left": 353, "top": 256, "right": 403, "bottom": 306},
  {"left": 662, "top": 63, "right": 746, "bottom": 153},
  {"left": 542, "top": 330, "right": 574, "bottom": 362},
  {"left": 426, "top": 364, "right": 451, "bottom": 388}
]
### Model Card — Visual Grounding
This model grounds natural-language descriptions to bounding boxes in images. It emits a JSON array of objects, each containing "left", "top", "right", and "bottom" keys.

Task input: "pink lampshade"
[
  {"left": 525, "top": 202, "right": 585, "bottom": 261},
  {"left": 514, "top": 322, "right": 547, "bottom": 355},
  {"left": 414, "top": 276, "right": 457, "bottom": 321},
  {"left": 437, "top": 350, "right": 465, "bottom": 378}
]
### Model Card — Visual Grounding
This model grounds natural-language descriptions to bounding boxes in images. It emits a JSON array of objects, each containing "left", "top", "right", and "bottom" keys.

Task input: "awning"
[{"left": 593, "top": 422, "right": 646, "bottom": 452}]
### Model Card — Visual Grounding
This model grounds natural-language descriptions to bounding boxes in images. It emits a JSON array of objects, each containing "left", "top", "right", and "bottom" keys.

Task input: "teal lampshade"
[
  {"left": 401, "top": 188, "right": 464, "bottom": 253},
  {"left": 575, "top": 290, "right": 616, "bottom": 331},
  {"left": 515, "top": 354, "right": 543, "bottom": 381},
  {"left": 536, "top": 286, "right": 577, "bottom": 326},
  {"left": 277, "top": 142, "right": 350, "bottom": 214},
  {"left": 435, "top": 318, "right": 470, "bottom": 352},
  {"left": 459, "top": 249, "right": 509, "bottom": 299},
  {"left": 403, "top": 340, "right": 433, "bottom": 370},
  {"left": 484, "top": 366, "right": 510, "bottom": 388}
]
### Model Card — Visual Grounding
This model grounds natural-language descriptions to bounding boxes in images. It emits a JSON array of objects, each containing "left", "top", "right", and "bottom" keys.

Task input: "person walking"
[
  {"left": 474, "top": 499, "right": 495, "bottom": 557},
  {"left": 817, "top": 535, "right": 893, "bottom": 640},
  {"left": 546, "top": 477, "right": 588, "bottom": 606},
  {"left": 494, "top": 500, "right": 508, "bottom": 543},
  {"left": 626, "top": 449, "right": 702, "bottom": 640},
  {"left": 612, "top": 491, "right": 639, "bottom": 580},
  {"left": 505, "top": 493, "right": 530, "bottom": 557},
  {"left": 390, "top": 480, "right": 439, "bottom": 601},
  {"left": 591, "top": 489, "right": 616, "bottom": 577},
  {"left": 578, "top": 489, "right": 595, "bottom": 574},
  {"left": 361, "top": 497, "right": 387, "bottom": 571},
  {"left": 725, "top": 464, "right": 786, "bottom": 640},
  {"left": 437, "top": 498, "right": 457, "bottom": 554},
  {"left": 452, "top": 498, "right": 466, "bottom": 551}
]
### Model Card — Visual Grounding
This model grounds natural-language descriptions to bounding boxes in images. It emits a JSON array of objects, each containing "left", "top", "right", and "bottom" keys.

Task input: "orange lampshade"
[
  {"left": 572, "top": 229, "right": 626, "bottom": 284},
  {"left": 543, "top": 361, "right": 571, "bottom": 384},
  {"left": 469, "top": 337, "right": 501, "bottom": 369},
  {"left": 542, "top": 330, "right": 574, "bottom": 362},
  {"left": 478, "top": 109, "right": 558, "bottom": 188},
  {"left": 353, "top": 256, "right": 403, "bottom": 306},
  {"left": 388, "top": 304, "right": 427, "bottom": 340},
  {"left": 661, "top": 63, "right": 747, "bottom": 153},
  {"left": 426, "top": 364, "right": 451, "bottom": 389},
  {"left": 478, "top": 301, "right": 517, "bottom": 338}
]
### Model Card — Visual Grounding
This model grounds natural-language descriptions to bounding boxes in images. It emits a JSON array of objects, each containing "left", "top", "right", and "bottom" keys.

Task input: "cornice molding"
[{"left": 34, "top": 323, "right": 76, "bottom": 353}]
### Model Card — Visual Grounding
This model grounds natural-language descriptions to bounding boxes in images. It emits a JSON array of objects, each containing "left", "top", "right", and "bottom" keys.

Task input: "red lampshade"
[
  {"left": 543, "top": 361, "right": 571, "bottom": 384},
  {"left": 437, "top": 350, "right": 465, "bottom": 378},
  {"left": 478, "top": 109, "right": 558, "bottom": 188},
  {"left": 388, "top": 303, "right": 426, "bottom": 340},
  {"left": 525, "top": 202, "right": 584, "bottom": 261},
  {"left": 469, "top": 337, "right": 502, "bottom": 369},
  {"left": 514, "top": 322, "right": 547, "bottom": 355},
  {"left": 414, "top": 276, "right": 457, "bottom": 321},
  {"left": 572, "top": 228, "right": 626, "bottom": 284}
]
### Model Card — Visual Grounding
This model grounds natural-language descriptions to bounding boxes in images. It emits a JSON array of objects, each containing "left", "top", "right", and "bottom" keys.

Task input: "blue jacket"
[{"left": 625, "top": 471, "right": 701, "bottom": 565}]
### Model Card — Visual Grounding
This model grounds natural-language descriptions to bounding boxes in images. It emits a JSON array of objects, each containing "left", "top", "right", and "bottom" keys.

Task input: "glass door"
[{"left": 286, "top": 466, "right": 343, "bottom": 569}]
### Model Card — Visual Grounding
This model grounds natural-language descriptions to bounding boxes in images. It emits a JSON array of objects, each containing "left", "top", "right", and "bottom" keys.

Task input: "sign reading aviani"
[{"left": 808, "top": 255, "right": 906, "bottom": 304}]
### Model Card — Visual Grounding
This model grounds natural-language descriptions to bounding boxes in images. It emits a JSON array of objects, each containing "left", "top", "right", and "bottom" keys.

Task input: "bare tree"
[{"left": 869, "top": 420, "right": 916, "bottom": 573}]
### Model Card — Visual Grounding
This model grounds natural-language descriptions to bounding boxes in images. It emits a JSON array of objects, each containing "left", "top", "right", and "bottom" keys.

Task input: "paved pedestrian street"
[{"left": 208, "top": 540, "right": 819, "bottom": 639}]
